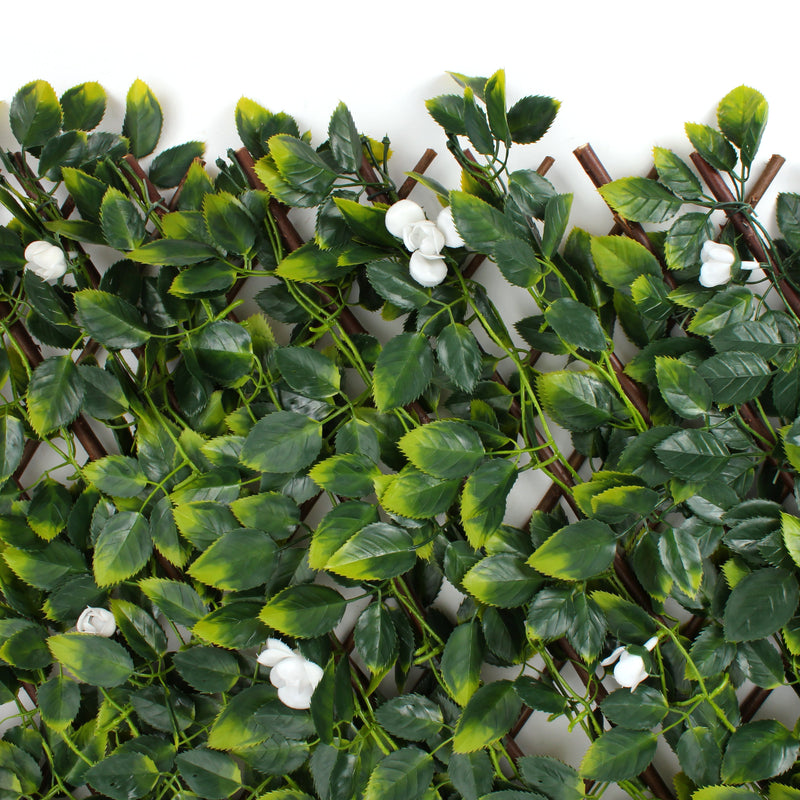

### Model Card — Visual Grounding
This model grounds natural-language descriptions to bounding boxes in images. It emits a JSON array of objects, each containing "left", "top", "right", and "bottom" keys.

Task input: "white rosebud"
[
  {"left": 601, "top": 636, "right": 658, "bottom": 692},
  {"left": 698, "top": 240, "right": 735, "bottom": 288},
  {"left": 385, "top": 199, "right": 426, "bottom": 238},
  {"left": 257, "top": 638, "right": 323, "bottom": 710},
  {"left": 409, "top": 251, "right": 448, "bottom": 287},
  {"left": 436, "top": 206, "right": 465, "bottom": 248},
  {"left": 403, "top": 220, "right": 445, "bottom": 256},
  {"left": 76, "top": 606, "right": 116, "bottom": 637},
  {"left": 24, "top": 241, "right": 68, "bottom": 282}
]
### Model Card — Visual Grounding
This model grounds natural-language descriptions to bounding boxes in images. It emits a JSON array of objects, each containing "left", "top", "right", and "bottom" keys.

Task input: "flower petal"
[
  {"left": 699, "top": 260, "right": 732, "bottom": 287},
  {"left": 403, "top": 220, "right": 444, "bottom": 254},
  {"left": 257, "top": 638, "right": 295, "bottom": 667},
  {"left": 409, "top": 252, "right": 447, "bottom": 287},
  {"left": 385, "top": 200, "right": 425, "bottom": 238},
  {"left": 437, "top": 206, "right": 465, "bottom": 248},
  {"left": 277, "top": 683, "right": 313, "bottom": 709},
  {"left": 701, "top": 240, "right": 735, "bottom": 266},
  {"left": 613, "top": 654, "right": 647, "bottom": 689},
  {"left": 600, "top": 646, "right": 624, "bottom": 667}
]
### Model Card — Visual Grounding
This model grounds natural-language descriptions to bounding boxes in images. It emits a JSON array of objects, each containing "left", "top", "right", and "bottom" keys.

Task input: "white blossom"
[
  {"left": 600, "top": 636, "right": 659, "bottom": 691},
  {"left": 24, "top": 241, "right": 68, "bottom": 281},
  {"left": 257, "top": 638, "right": 323, "bottom": 710},
  {"left": 699, "top": 240, "right": 760, "bottom": 288},
  {"left": 385, "top": 199, "right": 463, "bottom": 287},
  {"left": 76, "top": 606, "right": 116, "bottom": 637}
]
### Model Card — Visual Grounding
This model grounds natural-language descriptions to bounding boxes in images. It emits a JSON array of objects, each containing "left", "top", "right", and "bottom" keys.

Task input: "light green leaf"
[
  {"left": 61, "top": 81, "right": 106, "bottom": 131},
  {"left": 399, "top": 420, "right": 484, "bottom": 480},
  {"left": 260, "top": 585, "right": 346, "bottom": 638},
  {"left": 10, "top": 80, "right": 61, "bottom": 147},
  {"left": 203, "top": 191, "right": 256, "bottom": 254},
  {"left": 717, "top": 85, "right": 768, "bottom": 167},
  {"left": 598, "top": 177, "right": 681, "bottom": 223},
  {"left": 325, "top": 522, "right": 416, "bottom": 581},
  {"left": 84, "top": 455, "right": 147, "bottom": 498},
  {"left": 450, "top": 191, "right": 520, "bottom": 253},
  {"left": 189, "top": 529, "right": 277, "bottom": 590},
  {"left": 26, "top": 355, "right": 85, "bottom": 436},
  {"left": 373, "top": 333, "right": 433, "bottom": 412},
  {"left": 48, "top": 632, "right": 133, "bottom": 687},
  {"left": 363, "top": 747, "right": 434, "bottom": 800},
  {"left": 655, "top": 356, "right": 712, "bottom": 419},
  {"left": 93, "top": 511, "right": 152, "bottom": 587},
  {"left": 528, "top": 520, "right": 616, "bottom": 581},
  {"left": 461, "top": 459, "right": 517, "bottom": 548},
  {"left": 100, "top": 187, "right": 146, "bottom": 250},
  {"left": 452, "top": 680, "right": 522, "bottom": 753},
  {"left": 240, "top": 411, "right": 322, "bottom": 473},
  {"left": 685, "top": 122, "right": 737, "bottom": 172}
]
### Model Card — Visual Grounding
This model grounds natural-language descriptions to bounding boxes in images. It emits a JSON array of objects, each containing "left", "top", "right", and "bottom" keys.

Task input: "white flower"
[
  {"left": 601, "top": 636, "right": 658, "bottom": 691},
  {"left": 257, "top": 638, "right": 323, "bottom": 710},
  {"left": 24, "top": 241, "right": 68, "bottom": 281},
  {"left": 76, "top": 606, "right": 116, "bottom": 637},
  {"left": 699, "top": 240, "right": 760, "bottom": 288},
  {"left": 384, "top": 199, "right": 464, "bottom": 287}
]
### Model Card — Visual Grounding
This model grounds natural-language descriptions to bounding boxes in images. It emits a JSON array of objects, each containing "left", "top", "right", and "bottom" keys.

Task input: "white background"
[{"left": 4, "top": 0, "right": 800, "bottom": 788}]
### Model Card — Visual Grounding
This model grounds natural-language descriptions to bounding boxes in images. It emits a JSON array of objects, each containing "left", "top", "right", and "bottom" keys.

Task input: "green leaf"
[
  {"left": 676, "top": 727, "right": 722, "bottom": 787},
  {"left": 652, "top": 147, "right": 704, "bottom": 200},
  {"left": 493, "top": 238, "right": 541, "bottom": 288},
  {"left": 48, "top": 632, "right": 133, "bottom": 687},
  {"left": 580, "top": 728, "right": 657, "bottom": 781},
  {"left": 328, "top": 102, "right": 362, "bottom": 172},
  {"left": 537, "top": 370, "right": 615, "bottom": 431},
  {"left": 450, "top": 191, "right": 520, "bottom": 253},
  {"left": 590, "top": 235, "right": 662, "bottom": 294},
  {"left": 138, "top": 577, "right": 207, "bottom": 627},
  {"left": 61, "top": 82, "right": 106, "bottom": 131},
  {"left": 93, "top": 511, "right": 152, "bottom": 587},
  {"left": 659, "top": 525, "right": 703, "bottom": 596},
  {"left": 600, "top": 685, "right": 668, "bottom": 730},
  {"left": 452, "top": 680, "right": 522, "bottom": 753},
  {"left": 717, "top": 85, "right": 768, "bottom": 167},
  {"left": 448, "top": 752, "right": 493, "bottom": 800},
  {"left": 437, "top": 323, "right": 482, "bottom": 393},
  {"left": 399, "top": 420, "right": 484, "bottom": 480},
  {"left": 375, "top": 695, "right": 443, "bottom": 741},
  {"left": 169, "top": 261, "right": 236, "bottom": 298},
  {"left": 38, "top": 675, "right": 81, "bottom": 731},
  {"left": 529, "top": 520, "right": 616, "bottom": 580},
  {"left": 75, "top": 289, "right": 150, "bottom": 350},
  {"left": 686, "top": 121, "right": 738, "bottom": 172},
  {"left": 665, "top": 212, "right": 714, "bottom": 270},
  {"left": 545, "top": 297, "right": 607, "bottom": 352},
  {"left": 655, "top": 429, "right": 730, "bottom": 482},
  {"left": 688, "top": 286, "right": 754, "bottom": 336},
  {"left": 173, "top": 645, "right": 239, "bottom": 693},
  {"left": 84, "top": 455, "right": 147, "bottom": 498},
  {"left": 363, "top": 747, "right": 434, "bottom": 800},
  {"left": 782, "top": 512, "right": 800, "bottom": 570},
  {"left": 240, "top": 411, "right": 322, "bottom": 473},
  {"left": 373, "top": 333, "right": 433, "bottom": 412},
  {"left": 598, "top": 177, "right": 682, "bottom": 223},
  {"left": 464, "top": 89, "right": 493, "bottom": 155},
  {"left": 461, "top": 459, "right": 517, "bottom": 548},
  {"left": 189, "top": 529, "right": 277, "bottom": 590},
  {"left": 100, "top": 187, "right": 145, "bottom": 250},
  {"left": 79, "top": 366, "right": 129, "bottom": 419},
  {"left": 260, "top": 585, "right": 346, "bottom": 638},
  {"left": 721, "top": 720, "right": 799, "bottom": 783},
  {"left": 0, "top": 415, "right": 24, "bottom": 484},
  {"left": 442, "top": 622, "right": 483, "bottom": 705},
  {"left": 655, "top": 356, "right": 712, "bottom": 419},
  {"left": 354, "top": 602, "right": 397, "bottom": 675},
  {"left": 274, "top": 241, "right": 347, "bottom": 282},
  {"left": 326, "top": 521, "right": 417, "bottom": 581},
  {"left": 187, "top": 320, "right": 252, "bottom": 386},
  {"left": 85, "top": 752, "right": 159, "bottom": 800},
  {"left": 111, "top": 598, "right": 167, "bottom": 659},
  {"left": 696, "top": 352, "right": 771, "bottom": 405},
  {"left": 270, "top": 134, "right": 337, "bottom": 204},
  {"left": 723, "top": 568, "right": 799, "bottom": 642},
  {"left": 309, "top": 501, "right": 379, "bottom": 570},
  {"left": 485, "top": 70, "right": 510, "bottom": 144},
  {"left": 203, "top": 191, "right": 256, "bottom": 254},
  {"left": 176, "top": 748, "right": 241, "bottom": 800},
  {"left": 123, "top": 79, "right": 162, "bottom": 158},
  {"left": 541, "top": 193, "right": 572, "bottom": 257},
  {"left": 784, "top": 417, "right": 800, "bottom": 473},
  {"left": 463, "top": 554, "right": 541, "bottom": 608},
  {"left": 38, "top": 130, "right": 88, "bottom": 178},
  {"left": 276, "top": 346, "right": 340, "bottom": 399},
  {"left": 366, "top": 259, "right": 431, "bottom": 309},
  {"left": 518, "top": 755, "right": 583, "bottom": 800},
  {"left": 149, "top": 141, "right": 205, "bottom": 188},
  {"left": 60, "top": 168, "right": 105, "bottom": 222},
  {"left": 425, "top": 94, "right": 467, "bottom": 135},
  {"left": 693, "top": 788, "right": 761, "bottom": 800},
  {"left": 228, "top": 490, "right": 298, "bottom": 538},
  {"left": 777, "top": 193, "right": 800, "bottom": 251},
  {"left": 26, "top": 355, "right": 85, "bottom": 436},
  {"left": 507, "top": 95, "right": 559, "bottom": 144},
  {"left": 194, "top": 599, "right": 267, "bottom": 649},
  {"left": 381, "top": 466, "right": 460, "bottom": 519},
  {"left": 10, "top": 80, "right": 62, "bottom": 147},
  {"left": 128, "top": 238, "right": 218, "bottom": 266}
]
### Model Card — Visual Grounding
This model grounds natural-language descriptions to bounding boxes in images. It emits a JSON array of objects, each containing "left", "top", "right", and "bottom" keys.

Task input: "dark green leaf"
[
  {"left": 518, "top": 755, "right": 583, "bottom": 800},
  {"left": 425, "top": 94, "right": 467, "bottom": 135},
  {"left": 276, "top": 346, "right": 340, "bottom": 399},
  {"left": 537, "top": 370, "right": 615, "bottom": 431},
  {"left": 325, "top": 522, "right": 416, "bottom": 580},
  {"left": 376, "top": 694, "right": 443, "bottom": 741},
  {"left": 721, "top": 720, "right": 799, "bottom": 783},
  {"left": 85, "top": 752, "right": 159, "bottom": 800},
  {"left": 545, "top": 297, "right": 606, "bottom": 352},
  {"left": 493, "top": 238, "right": 541, "bottom": 288},
  {"left": 354, "top": 602, "right": 397, "bottom": 675},
  {"left": 529, "top": 519, "right": 616, "bottom": 581},
  {"left": 437, "top": 322, "right": 482, "bottom": 393},
  {"left": 26, "top": 355, "right": 85, "bottom": 436},
  {"left": 441, "top": 622, "right": 483, "bottom": 705},
  {"left": 463, "top": 554, "right": 541, "bottom": 608},
  {"left": 723, "top": 568, "right": 799, "bottom": 642},
  {"left": 652, "top": 147, "right": 704, "bottom": 200},
  {"left": 75, "top": 289, "right": 150, "bottom": 349},
  {"left": 240, "top": 411, "right": 322, "bottom": 473},
  {"left": 399, "top": 420, "right": 484, "bottom": 480},
  {"left": 654, "top": 429, "right": 730, "bottom": 482},
  {"left": 0, "top": 416, "right": 24, "bottom": 484},
  {"left": 598, "top": 177, "right": 681, "bottom": 223},
  {"left": 717, "top": 85, "right": 768, "bottom": 167},
  {"left": 328, "top": 102, "right": 361, "bottom": 172},
  {"left": 450, "top": 191, "right": 520, "bottom": 253},
  {"left": 93, "top": 511, "right": 152, "bottom": 586},
  {"left": 203, "top": 191, "right": 256, "bottom": 254},
  {"left": 176, "top": 748, "right": 241, "bottom": 800},
  {"left": 38, "top": 675, "right": 80, "bottom": 731},
  {"left": 600, "top": 685, "right": 668, "bottom": 730},
  {"left": 363, "top": 747, "right": 434, "bottom": 800},
  {"left": 189, "top": 529, "right": 277, "bottom": 590},
  {"left": 685, "top": 121, "right": 737, "bottom": 172},
  {"left": 373, "top": 333, "right": 433, "bottom": 412},
  {"left": 696, "top": 352, "right": 771, "bottom": 405},
  {"left": 150, "top": 141, "right": 205, "bottom": 188},
  {"left": 665, "top": 212, "right": 714, "bottom": 270},
  {"left": 507, "top": 95, "right": 559, "bottom": 144},
  {"left": 452, "top": 680, "right": 522, "bottom": 753},
  {"left": 461, "top": 459, "right": 517, "bottom": 548},
  {"left": 580, "top": 728, "right": 657, "bottom": 781},
  {"left": 260, "top": 585, "right": 346, "bottom": 638},
  {"left": 10, "top": 80, "right": 61, "bottom": 147},
  {"left": 48, "top": 632, "right": 133, "bottom": 687},
  {"left": 61, "top": 82, "right": 106, "bottom": 131}
]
